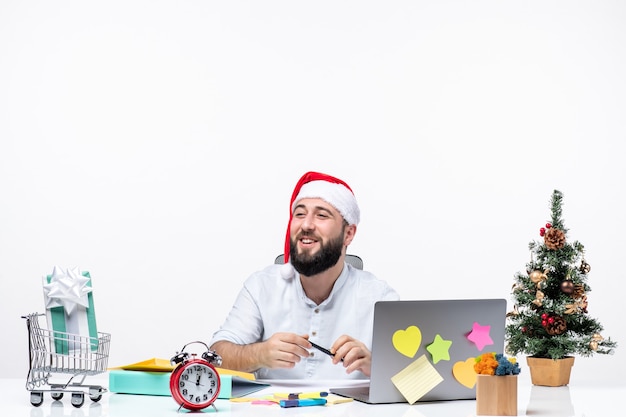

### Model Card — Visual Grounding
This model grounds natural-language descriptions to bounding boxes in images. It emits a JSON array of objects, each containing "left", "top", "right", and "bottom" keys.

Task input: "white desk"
[{"left": 2, "top": 372, "right": 624, "bottom": 417}]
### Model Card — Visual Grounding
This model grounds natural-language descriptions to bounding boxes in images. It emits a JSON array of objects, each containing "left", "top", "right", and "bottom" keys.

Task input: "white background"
[{"left": 1, "top": 1, "right": 624, "bottom": 382}]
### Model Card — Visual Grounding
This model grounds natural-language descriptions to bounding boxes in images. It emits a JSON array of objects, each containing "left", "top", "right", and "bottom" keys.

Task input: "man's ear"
[{"left": 344, "top": 224, "right": 357, "bottom": 246}]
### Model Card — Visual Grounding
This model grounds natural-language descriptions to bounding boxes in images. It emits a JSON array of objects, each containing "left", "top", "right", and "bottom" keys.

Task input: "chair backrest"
[{"left": 274, "top": 254, "right": 363, "bottom": 270}]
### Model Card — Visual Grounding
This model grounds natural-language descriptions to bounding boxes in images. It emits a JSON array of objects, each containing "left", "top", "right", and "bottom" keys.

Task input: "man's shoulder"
[
  {"left": 347, "top": 264, "right": 382, "bottom": 281},
  {"left": 345, "top": 265, "right": 399, "bottom": 300},
  {"left": 348, "top": 266, "right": 395, "bottom": 287}
]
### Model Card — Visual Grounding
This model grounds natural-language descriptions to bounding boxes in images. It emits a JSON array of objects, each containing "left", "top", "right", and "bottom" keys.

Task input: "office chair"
[{"left": 274, "top": 253, "right": 363, "bottom": 270}]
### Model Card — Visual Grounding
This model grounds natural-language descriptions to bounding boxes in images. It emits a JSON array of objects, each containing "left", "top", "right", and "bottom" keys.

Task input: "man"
[{"left": 210, "top": 171, "right": 399, "bottom": 379}]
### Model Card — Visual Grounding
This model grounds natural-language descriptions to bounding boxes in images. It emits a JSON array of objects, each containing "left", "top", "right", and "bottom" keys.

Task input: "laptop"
[{"left": 330, "top": 298, "right": 507, "bottom": 404}]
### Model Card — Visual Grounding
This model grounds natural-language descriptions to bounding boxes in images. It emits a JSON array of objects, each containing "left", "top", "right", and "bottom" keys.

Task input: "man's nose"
[{"left": 300, "top": 214, "right": 316, "bottom": 230}]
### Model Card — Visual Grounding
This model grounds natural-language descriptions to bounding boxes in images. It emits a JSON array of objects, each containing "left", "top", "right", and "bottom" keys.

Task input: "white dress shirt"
[{"left": 210, "top": 262, "right": 400, "bottom": 379}]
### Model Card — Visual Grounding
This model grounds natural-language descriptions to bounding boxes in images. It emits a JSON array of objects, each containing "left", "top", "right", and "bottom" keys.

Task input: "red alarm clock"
[{"left": 169, "top": 341, "right": 222, "bottom": 411}]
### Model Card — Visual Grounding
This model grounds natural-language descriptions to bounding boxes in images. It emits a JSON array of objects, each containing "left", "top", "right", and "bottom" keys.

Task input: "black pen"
[{"left": 309, "top": 341, "right": 343, "bottom": 362}]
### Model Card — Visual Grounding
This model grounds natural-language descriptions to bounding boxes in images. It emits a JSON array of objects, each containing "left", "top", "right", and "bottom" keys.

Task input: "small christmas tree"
[{"left": 505, "top": 190, "right": 616, "bottom": 359}]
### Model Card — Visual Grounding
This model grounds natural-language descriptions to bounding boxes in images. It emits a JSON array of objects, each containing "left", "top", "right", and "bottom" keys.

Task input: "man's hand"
[
  {"left": 330, "top": 335, "right": 372, "bottom": 377},
  {"left": 255, "top": 332, "right": 312, "bottom": 369},
  {"left": 211, "top": 333, "right": 312, "bottom": 373}
]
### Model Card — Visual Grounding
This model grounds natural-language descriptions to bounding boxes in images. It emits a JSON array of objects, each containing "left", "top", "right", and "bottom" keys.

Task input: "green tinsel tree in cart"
[{"left": 505, "top": 190, "right": 616, "bottom": 359}]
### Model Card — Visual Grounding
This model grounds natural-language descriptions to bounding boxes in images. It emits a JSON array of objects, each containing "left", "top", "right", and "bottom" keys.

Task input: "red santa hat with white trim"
[{"left": 280, "top": 171, "right": 360, "bottom": 279}]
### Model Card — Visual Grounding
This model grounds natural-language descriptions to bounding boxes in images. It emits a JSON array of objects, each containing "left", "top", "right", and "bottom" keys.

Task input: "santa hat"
[{"left": 280, "top": 171, "right": 360, "bottom": 279}]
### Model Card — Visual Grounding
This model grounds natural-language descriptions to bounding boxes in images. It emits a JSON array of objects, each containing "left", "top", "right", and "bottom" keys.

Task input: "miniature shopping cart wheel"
[
  {"left": 71, "top": 392, "right": 85, "bottom": 408},
  {"left": 50, "top": 385, "right": 64, "bottom": 400},
  {"left": 30, "top": 391, "right": 44, "bottom": 407},
  {"left": 89, "top": 386, "right": 104, "bottom": 402}
]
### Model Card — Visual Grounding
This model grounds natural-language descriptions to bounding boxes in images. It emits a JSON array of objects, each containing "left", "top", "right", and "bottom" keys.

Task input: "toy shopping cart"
[{"left": 22, "top": 313, "right": 111, "bottom": 408}]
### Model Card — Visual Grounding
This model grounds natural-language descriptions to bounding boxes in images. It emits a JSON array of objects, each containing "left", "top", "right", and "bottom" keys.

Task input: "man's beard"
[{"left": 289, "top": 229, "right": 344, "bottom": 277}]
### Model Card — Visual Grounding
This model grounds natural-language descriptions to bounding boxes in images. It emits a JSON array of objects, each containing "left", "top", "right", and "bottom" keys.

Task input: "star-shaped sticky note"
[
  {"left": 426, "top": 334, "right": 452, "bottom": 364},
  {"left": 466, "top": 322, "right": 493, "bottom": 351}
]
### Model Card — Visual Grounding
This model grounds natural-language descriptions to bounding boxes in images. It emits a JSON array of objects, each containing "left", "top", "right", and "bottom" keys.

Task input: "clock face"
[{"left": 171, "top": 360, "right": 220, "bottom": 410}]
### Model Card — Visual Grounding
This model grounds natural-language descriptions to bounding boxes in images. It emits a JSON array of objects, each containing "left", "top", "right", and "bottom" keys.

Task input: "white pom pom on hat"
[
  {"left": 280, "top": 171, "right": 360, "bottom": 280},
  {"left": 280, "top": 263, "right": 295, "bottom": 280}
]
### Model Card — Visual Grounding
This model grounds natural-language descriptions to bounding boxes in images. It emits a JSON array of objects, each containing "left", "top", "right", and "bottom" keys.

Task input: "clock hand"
[{"left": 196, "top": 373, "right": 202, "bottom": 386}]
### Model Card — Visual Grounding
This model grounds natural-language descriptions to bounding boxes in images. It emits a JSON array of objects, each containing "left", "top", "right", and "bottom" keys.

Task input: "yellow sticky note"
[
  {"left": 325, "top": 394, "right": 354, "bottom": 405},
  {"left": 392, "top": 325, "right": 422, "bottom": 358},
  {"left": 390, "top": 354, "right": 444, "bottom": 404},
  {"left": 452, "top": 357, "right": 478, "bottom": 388}
]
